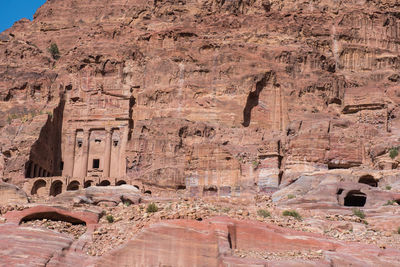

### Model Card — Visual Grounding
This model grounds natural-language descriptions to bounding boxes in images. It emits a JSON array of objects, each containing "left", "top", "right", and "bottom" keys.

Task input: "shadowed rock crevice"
[
  {"left": 242, "top": 72, "right": 273, "bottom": 127},
  {"left": 25, "top": 97, "right": 65, "bottom": 178}
]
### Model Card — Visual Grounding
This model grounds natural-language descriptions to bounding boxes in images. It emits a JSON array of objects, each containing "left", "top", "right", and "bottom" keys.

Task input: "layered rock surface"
[
  {"left": 0, "top": 0, "right": 400, "bottom": 190},
  {"left": 1, "top": 0, "right": 400, "bottom": 266},
  {"left": 97, "top": 217, "right": 400, "bottom": 267}
]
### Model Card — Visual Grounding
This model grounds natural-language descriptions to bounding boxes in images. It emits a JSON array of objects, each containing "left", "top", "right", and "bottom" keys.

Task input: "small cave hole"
[
  {"left": 67, "top": 181, "right": 80, "bottom": 191},
  {"left": 144, "top": 190, "right": 152, "bottom": 195},
  {"left": 84, "top": 180, "right": 93, "bottom": 188},
  {"left": 344, "top": 190, "right": 367, "bottom": 207},
  {"left": 203, "top": 186, "right": 218, "bottom": 194},
  {"left": 337, "top": 188, "right": 344, "bottom": 195},
  {"left": 98, "top": 180, "right": 110, "bottom": 187},
  {"left": 358, "top": 175, "right": 378, "bottom": 187},
  {"left": 116, "top": 180, "right": 127, "bottom": 186},
  {"left": 49, "top": 181, "right": 63, "bottom": 197}
]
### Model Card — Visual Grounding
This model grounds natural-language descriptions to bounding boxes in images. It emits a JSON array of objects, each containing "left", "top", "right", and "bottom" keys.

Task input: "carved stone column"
[
  {"left": 103, "top": 128, "right": 112, "bottom": 177},
  {"left": 29, "top": 161, "right": 35, "bottom": 178},
  {"left": 63, "top": 130, "right": 76, "bottom": 177},
  {"left": 34, "top": 164, "right": 39, "bottom": 177},
  {"left": 82, "top": 129, "right": 90, "bottom": 177}
]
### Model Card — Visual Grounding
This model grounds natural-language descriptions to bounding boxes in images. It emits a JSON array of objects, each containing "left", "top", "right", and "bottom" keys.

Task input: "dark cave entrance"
[
  {"left": 344, "top": 190, "right": 367, "bottom": 207},
  {"left": 358, "top": 175, "right": 377, "bottom": 187},
  {"left": 50, "top": 180, "right": 63, "bottom": 197}
]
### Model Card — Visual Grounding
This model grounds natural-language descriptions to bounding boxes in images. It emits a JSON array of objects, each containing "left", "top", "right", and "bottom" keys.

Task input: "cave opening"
[
  {"left": 344, "top": 190, "right": 367, "bottom": 207},
  {"left": 116, "top": 180, "right": 127, "bottom": 186},
  {"left": 50, "top": 180, "right": 63, "bottom": 197},
  {"left": 98, "top": 180, "right": 111, "bottom": 186},
  {"left": 84, "top": 180, "right": 93, "bottom": 188},
  {"left": 21, "top": 212, "right": 86, "bottom": 225},
  {"left": 31, "top": 179, "right": 47, "bottom": 195},
  {"left": 358, "top": 175, "right": 378, "bottom": 187},
  {"left": 67, "top": 181, "right": 80, "bottom": 191}
]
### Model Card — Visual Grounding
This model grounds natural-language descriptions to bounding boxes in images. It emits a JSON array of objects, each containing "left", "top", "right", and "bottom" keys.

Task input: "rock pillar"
[
  {"left": 63, "top": 130, "right": 76, "bottom": 177},
  {"left": 103, "top": 129, "right": 112, "bottom": 178},
  {"left": 29, "top": 162, "right": 35, "bottom": 178},
  {"left": 34, "top": 164, "right": 39, "bottom": 177},
  {"left": 82, "top": 130, "right": 90, "bottom": 177}
]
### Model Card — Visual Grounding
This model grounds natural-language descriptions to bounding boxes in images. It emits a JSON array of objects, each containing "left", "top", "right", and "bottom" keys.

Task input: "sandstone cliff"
[{"left": 1, "top": 0, "right": 400, "bottom": 193}]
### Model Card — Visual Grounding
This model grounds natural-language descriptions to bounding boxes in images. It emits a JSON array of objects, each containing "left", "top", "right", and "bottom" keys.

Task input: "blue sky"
[{"left": 0, "top": 0, "right": 46, "bottom": 33}]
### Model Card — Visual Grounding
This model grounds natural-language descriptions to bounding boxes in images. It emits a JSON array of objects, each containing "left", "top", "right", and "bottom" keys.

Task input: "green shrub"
[
  {"left": 124, "top": 201, "right": 131, "bottom": 207},
  {"left": 386, "top": 185, "right": 392, "bottom": 190},
  {"left": 352, "top": 208, "right": 365, "bottom": 219},
  {"left": 389, "top": 147, "right": 399, "bottom": 159},
  {"left": 146, "top": 203, "right": 158, "bottom": 213},
  {"left": 384, "top": 200, "right": 396, "bottom": 206},
  {"left": 252, "top": 160, "right": 260, "bottom": 168},
  {"left": 221, "top": 207, "right": 231, "bottom": 213},
  {"left": 397, "top": 227, "right": 400, "bottom": 234},
  {"left": 106, "top": 214, "right": 114, "bottom": 223},
  {"left": 282, "top": 210, "right": 302, "bottom": 220},
  {"left": 257, "top": 209, "right": 271, "bottom": 218},
  {"left": 287, "top": 194, "right": 295, "bottom": 199},
  {"left": 48, "top": 43, "right": 60, "bottom": 59}
]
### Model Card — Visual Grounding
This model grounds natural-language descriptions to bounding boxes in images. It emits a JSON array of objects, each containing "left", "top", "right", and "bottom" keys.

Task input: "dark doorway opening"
[
  {"left": 84, "top": 180, "right": 93, "bottom": 188},
  {"left": 67, "top": 181, "right": 80, "bottom": 191},
  {"left": 98, "top": 180, "right": 110, "bottom": 186},
  {"left": 93, "top": 159, "right": 100, "bottom": 169},
  {"left": 116, "top": 180, "right": 127, "bottom": 186},
  {"left": 50, "top": 180, "right": 63, "bottom": 197},
  {"left": 31, "top": 179, "right": 47, "bottom": 195},
  {"left": 344, "top": 190, "right": 367, "bottom": 207}
]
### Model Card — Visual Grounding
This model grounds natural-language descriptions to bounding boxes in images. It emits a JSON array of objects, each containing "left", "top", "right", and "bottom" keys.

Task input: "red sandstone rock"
[
  {"left": 1, "top": 0, "right": 400, "bottom": 265},
  {"left": 53, "top": 185, "right": 141, "bottom": 205},
  {"left": 0, "top": 182, "right": 28, "bottom": 205},
  {"left": 0, "top": 223, "right": 95, "bottom": 267},
  {"left": 97, "top": 216, "right": 400, "bottom": 267},
  {"left": 0, "top": 0, "right": 399, "bottom": 193},
  {"left": 4, "top": 205, "right": 100, "bottom": 229}
]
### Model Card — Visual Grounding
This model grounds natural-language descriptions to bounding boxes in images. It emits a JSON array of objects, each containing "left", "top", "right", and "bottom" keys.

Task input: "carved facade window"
[{"left": 93, "top": 159, "right": 100, "bottom": 169}]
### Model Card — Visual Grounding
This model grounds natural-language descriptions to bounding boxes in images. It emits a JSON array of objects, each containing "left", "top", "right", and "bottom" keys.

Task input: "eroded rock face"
[
  {"left": 0, "top": 222, "right": 95, "bottom": 267},
  {"left": 53, "top": 185, "right": 141, "bottom": 206},
  {"left": 96, "top": 217, "right": 400, "bottom": 267},
  {"left": 0, "top": 182, "right": 29, "bottom": 205},
  {"left": 0, "top": 0, "right": 400, "bottom": 191}
]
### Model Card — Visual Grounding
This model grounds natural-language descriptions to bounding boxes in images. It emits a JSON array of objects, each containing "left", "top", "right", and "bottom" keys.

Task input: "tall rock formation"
[{"left": 0, "top": 0, "right": 400, "bottom": 195}]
